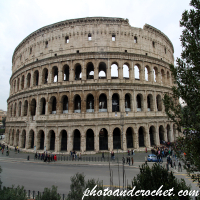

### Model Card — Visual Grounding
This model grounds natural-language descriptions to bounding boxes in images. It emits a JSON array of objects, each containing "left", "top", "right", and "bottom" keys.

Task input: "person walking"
[{"left": 131, "top": 157, "right": 134, "bottom": 165}]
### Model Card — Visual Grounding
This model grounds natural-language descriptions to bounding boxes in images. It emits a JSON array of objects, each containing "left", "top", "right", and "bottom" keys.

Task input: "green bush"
[
  {"left": 0, "top": 185, "right": 27, "bottom": 200},
  {"left": 0, "top": 129, "right": 5, "bottom": 134},
  {"left": 35, "top": 185, "right": 61, "bottom": 200}
]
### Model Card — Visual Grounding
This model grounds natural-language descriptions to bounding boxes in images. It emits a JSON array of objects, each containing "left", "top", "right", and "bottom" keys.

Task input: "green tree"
[
  {"left": 163, "top": 0, "right": 200, "bottom": 184},
  {"left": 132, "top": 164, "right": 192, "bottom": 200},
  {"left": 2, "top": 117, "right": 6, "bottom": 128}
]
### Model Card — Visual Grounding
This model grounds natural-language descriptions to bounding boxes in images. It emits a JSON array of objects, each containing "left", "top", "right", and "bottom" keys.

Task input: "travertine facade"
[{"left": 6, "top": 17, "right": 178, "bottom": 153}]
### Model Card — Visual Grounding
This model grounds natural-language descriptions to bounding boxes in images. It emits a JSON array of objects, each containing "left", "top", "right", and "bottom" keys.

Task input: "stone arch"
[
  {"left": 99, "top": 128, "right": 108, "bottom": 150},
  {"left": 28, "top": 129, "right": 34, "bottom": 149},
  {"left": 134, "top": 64, "right": 140, "bottom": 80},
  {"left": 27, "top": 73, "right": 31, "bottom": 88},
  {"left": 111, "top": 62, "right": 118, "bottom": 79},
  {"left": 145, "top": 65, "right": 150, "bottom": 81},
  {"left": 13, "top": 80, "right": 16, "bottom": 93},
  {"left": 136, "top": 93, "right": 144, "bottom": 111},
  {"left": 86, "top": 62, "right": 94, "bottom": 79},
  {"left": 17, "top": 78, "right": 20, "bottom": 91},
  {"left": 42, "top": 68, "right": 48, "bottom": 84},
  {"left": 30, "top": 98, "right": 37, "bottom": 116},
  {"left": 10, "top": 104, "right": 13, "bottom": 117},
  {"left": 86, "top": 129, "right": 94, "bottom": 151},
  {"left": 61, "top": 95, "right": 68, "bottom": 114},
  {"left": 86, "top": 94, "right": 94, "bottom": 112},
  {"left": 23, "top": 100, "right": 28, "bottom": 116},
  {"left": 21, "top": 75, "right": 24, "bottom": 89},
  {"left": 125, "top": 93, "right": 131, "bottom": 112},
  {"left": 159, "top": 125, "right": 165, "bottom": 144},
  {"left": 156, "top": 94, "right": 162, "bottom": 111},
  {"left": 98, "top": 62, "right": 107, "bottom": 79},
  {"left": 147, "top": 94, "right": 154, "bottom": 111},
  {"left": 14, "top": 102, "right": 17, "bottom": 117},
  {"left": 73, "top": 129, "right": 81, "bottom": 151},
  {"left": 21, "top": 130, "right": 26, "bottom": 148},
  {"left": 113, "top": 127, "right": 121, "bottom": 149},
  {"left": 15, "top": 129, "right": 20, "bottom": 146},
  {"left": 74, "top": 63, "right": 82, "bottom": 80},
  {"left": 52, "top": 66, "right": 58, "bottom": 82},
  {"left": 166, "top": 124, "right": 171, "bottom": 142},
  {"left": 63, "top": 64, "right": 69, "bottom": 81},
  {"left": 123, "top": 63, "right": 129, "bottom": 79},
  {"left": 112, "top": 93, "right": 120, "bottom": 112},
  {"left": 37, "top": 130, "right": 45, "bottom": 150},
  {"left": 153, "top": 67, "right": 158, "bottom": 82},
  {"left": 49, "top": 96, "right": 57, "bottom": 114},
  {"left": 74, "top": 94, "right": 81, "bottom": 113},
  {"left": 138, "top": 126, "right": 146, "bottom": 147},
  {"left": 60, "top": 130, "right": 67, "bottom": 151},
  {"left": 33, "top": 70, "right": 39, "bottom": 86},
  {"left": 161, "top": 69, "right": 165, "bottom": 84},
  {"left": 39, "top": 97, "right": 46, "bottom": 115},
  {"left": 126, "top": 127, "right": 134, "bottom": 148},
  {"left": 99, "top": 93, "right": 107, "bottom": 112},
  {"left": 18, "top": 101, "right": 22, "bottom": 116},
  {"left": 149, "top": 126, "right": 156, "bottom": 146},
  {"left": 48, "top": 130, "right": 55, "bottom": 151}
]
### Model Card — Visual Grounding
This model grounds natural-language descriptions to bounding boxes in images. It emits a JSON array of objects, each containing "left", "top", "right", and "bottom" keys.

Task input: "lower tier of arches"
[{"left": 5, "top": 122, "right": 181, "bottom": 153}]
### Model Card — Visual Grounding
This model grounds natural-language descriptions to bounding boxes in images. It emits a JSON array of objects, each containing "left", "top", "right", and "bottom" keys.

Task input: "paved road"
[{"left": 0, "top": 148, "right": 199, "bottom": 198}]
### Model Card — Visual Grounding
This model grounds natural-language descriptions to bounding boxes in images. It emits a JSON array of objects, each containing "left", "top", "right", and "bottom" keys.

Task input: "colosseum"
[{"left": 6, "top": 17, "right": 179, "bottom": 153}]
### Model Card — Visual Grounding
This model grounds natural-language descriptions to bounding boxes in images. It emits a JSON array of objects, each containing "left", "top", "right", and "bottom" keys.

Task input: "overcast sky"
[{"left": 0, "top": 0, "right": 192, "bottom": 111}]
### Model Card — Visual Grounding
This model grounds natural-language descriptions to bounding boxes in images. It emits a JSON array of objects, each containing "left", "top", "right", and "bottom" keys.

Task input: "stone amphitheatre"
[{"left": 5, "top": 17, "right": 179, "bottom": 153}]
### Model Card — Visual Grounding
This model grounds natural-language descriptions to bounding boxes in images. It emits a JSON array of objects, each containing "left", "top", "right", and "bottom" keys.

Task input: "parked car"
[{"left": 147, "top": 154, "right": 158, "bottom": 162}]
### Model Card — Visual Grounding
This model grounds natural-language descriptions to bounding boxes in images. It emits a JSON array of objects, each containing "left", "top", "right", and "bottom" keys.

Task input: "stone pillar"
[
  {"left": 82, "top": 61, "right": 86, "bottom": 81},
  {"left": 45, "top": 129, "right": 49, "bottom": 151},
  {"left": 120, "top": 90, "right": 125, "bottom": 112},
  {"left": 118, "top": 60, "right": 123, "bottom": 80},
  {"left": 68, "top": 92, "right": 73, "bottom": 114},
  {"left": 58, "top": 62, "right": 63, "bottom": 82},
  {"left": 94, "top": 59, "right": 98, "bottom": 80},
  {"left": 108, "top": 131, "right": 113, "bottom": 151},
  {"left": 39, "top": 66, "right": 42, "bottom": 86},
  {"left": 94, "top": 129, "right": 99, "bottom": 152},
  {"left": 107, "top": 59, "right": 111, "bottom": 80},
  {"left": 122, "top": 127, "right": 127, "bottom": 151},
  {"left": 55, "top": 135, "right": 59, "bottom": 152},
  {"left": 81, "top": 132, "right": 86, "bottom": 153},
  {"left": 68, "top": 131, "right": 73, "bottom": 152},
  {"left": 81, "top": 91, "right": 86, "bottom": 113},
  {"left": 69, "top": 61, "right": 74, "bottom": 82},
  {"left": 94, "top": 91, "right": 98, "bottom": 112},
  {"left": 145, "top": 126, "right": 151, "bottom": 148},
  {"left": 155, "top": 124, "right": 160, "bottom": 146},
  {"left": 144, "top": 91, "right": 147, "bottom": 112},
  {"left": 108, "top": 90, "right": 112, "bottom": 113}
]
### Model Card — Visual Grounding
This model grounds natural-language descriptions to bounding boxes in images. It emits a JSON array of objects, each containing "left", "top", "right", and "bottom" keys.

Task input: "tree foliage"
[{"left": 163, "top": 0, "right": 200, "bottom": 183}]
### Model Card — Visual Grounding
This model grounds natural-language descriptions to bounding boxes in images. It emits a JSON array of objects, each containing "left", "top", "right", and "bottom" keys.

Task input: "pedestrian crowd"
[{"left": 34, "top": 152, "right": 57, "bottom": 162}]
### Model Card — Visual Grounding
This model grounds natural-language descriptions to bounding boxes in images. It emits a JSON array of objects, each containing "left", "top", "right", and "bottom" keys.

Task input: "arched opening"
[
  {"left": 145, "top": 66, "right": 150, "bottom": 81},
  {"left": 126, "top": 127, "right": 133, "bottom": 148},
  {"left": 99, "top": 94, "right": 107, "bottom": 112},
  {"left": 88, "top": 33, "right": 92, "bottom": 41},
  {"left": 159, "top": 125, "right": 165, "bottom": 144},
  {"left": 167, "top": 124, "right": 170, "bottom": 142},
  {"left": 27, "top": 73, "right": 31, "bottom": 88},
  {"left": 49, "top": 130, "right": 55, "bottom": 151},
  {"left": 65, "top": 36, "right": 69, "bottom": 43},
  {"left": 136, "top": 94, "right": 143, "bottom": 111},
  {"left": 49, "top": 96, "right": 57, "bottom": 114},
  {"left": 149, "top": 126, "right": 155, "bottom": 146},
  {"left": 125, "top": 94, "right": 131, "bottom": 112},
  {"left": 112, "top": 93, "right": 120, "bottom": 112},
  {"left": 23, "top": 100, "right": 28, "bottom": 116},
  {"left": 167, "top": 71, "right": 170, "bottom": 84},
  {"left": 42, "top": 68, "right": 48, "bottom": 84},
  {"left": 14, "top": 103, "right": 16, "bottom": 117},
  {"left": 98, "top": 62, "right": 107, "bottom": 79},
  {"left": 86, "top": 62, "right": 94, "bottom": 79},
  {"left": 18, "top": 101, "right": 22, "bottom": 117},
  {"left": 86, "top": 94, "right": 94, "bottom": 112},
  {"left": 33, "top": 70, "right": 39, "bottom": 86},
  {"left": 37, "top": 130, "right": 44, "bottom": 150},
  {"left": 10, "top": 104, "right": 13, "bottom": 117},
  {"left": 60, "top": 130, "right": 67, "bottom": 151},
  {"left": 21, "top": 130, "right": 26, "bottom": 148},
  {"left": 99, "top": 128, "right": 108, "bottom": 150},
  {"left": 134, "top": 36, "right": 137, "bottom": 43},
  {"left": 153, "top": 67, "right": 158, "bottom": 82},
  {"left": 134, "top": 65, "right": 140, "bottom": 80},
  {"left": 86, "top": 129, "right": 94, "bottom": 151},
  {"left": 17, "top": 78, "right": 19, "bottom": 91},
  {"left": 62, "top": 96, "right": 68, "bottom": 114},
  {"left": 13, "top": 80, "right": 16, "bottom": 93},
  {"left": 138, "top": 127, "right": 145, "bottom": 147},
  {"left": 63, "top": 65, "right": 69, "bottom": 81},
  {"left": 111, "top": 63, "right": 118, "bottom": 79},
  {"left": 74, "top": 95, "right": 81, "bottom": 113},
  {"left": 40, "top": 98, "right": 46, "bottom": 115},
  {"left": 73, "top": 129, "right": 80, "bottom": 151},
  {"left": 113, "top": 128, "right": 121, "bottom": 149},
  {"left": 161, "top": 69, "right": 165, "bottom": 84},
  {"left": 147, "top": 94, "right": 153, "bottom": 111},
  {"left": 29, "top": 130, "right": 34, "bottom": 149},
  {"left": 123, "top": 64, "right": 129, "bottom": 79},
  {"left": 16, "top": 130, "right": 19, "bottom": 146},
  {"left": 156, "top": 94, "right": 162, "bottom": 111},
  {"left": 52, "top": 66, "right": 58, "bottom": 82},
  {"left": 21, "top": 75, "right": 24, "bottom": 90},
  {"left": 30, "top": 99, "right": 36, "bottom": 116},
  {"left": 75, "top": 64, "right": 82, "bottom": 80}
]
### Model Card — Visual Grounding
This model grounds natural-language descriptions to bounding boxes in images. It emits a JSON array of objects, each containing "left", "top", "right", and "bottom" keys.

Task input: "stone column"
[
  {"left": 94, "top": 91, "right": 98, "bottom": 113},
  {"left": 94, "top": 59, "right": 98, "bottom": 80},
  {"left": 58, "top": 62, "right": 63, "bottom": 82},
  {"left": 55, "top": 135, "right": 59, "bottom": 152},
  {"left": 107, "top": 59, "right": 111, "bottom": 80},
  {"left": 81, "top": 132, "right": 86, "bottom": 153},
  {"left": 122, "top": 126, "right": 127, "bottom": 151},
  {"left": 118, "top": 60, "right": 123, "bottom": 80},
  {"left": 68, "top": 130, "right": 73, "bottom": 152},
  {"left": 108, "top": 90, "right": 112, "bottom": 113},
  {"left": 108, "top": 130, "right": 113, "bottom": 151},
  {"left": 155, "top": 124, "right": 160, "bottom": 146},
  {"left": 82, "top": 61, "right": 86, "bottom": 81},
  {"left": 120, "top": 90, "right": 125, "bottom": 112},
  {"left": 94, "top": 128, "right": 99, "bottom": 152}
]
